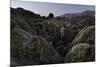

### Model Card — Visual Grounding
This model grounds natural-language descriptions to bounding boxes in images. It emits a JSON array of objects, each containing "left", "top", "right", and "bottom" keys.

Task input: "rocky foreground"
[{"left": 10, "top": 7, "right": 95, "bottom": 66}]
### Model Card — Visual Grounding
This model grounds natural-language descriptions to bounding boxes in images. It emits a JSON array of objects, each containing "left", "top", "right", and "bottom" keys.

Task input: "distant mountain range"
[
  {"left": 11, "top": 7, "right": 95, "bottom": 19},
  {"left": 58, "top": 10, "right": 95, "bottom": 19}
]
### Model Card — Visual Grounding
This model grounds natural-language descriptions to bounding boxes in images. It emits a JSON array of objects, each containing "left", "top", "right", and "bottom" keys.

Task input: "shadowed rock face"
[{"left": 11, "top": 7, "right": 95, "bottom": 66}]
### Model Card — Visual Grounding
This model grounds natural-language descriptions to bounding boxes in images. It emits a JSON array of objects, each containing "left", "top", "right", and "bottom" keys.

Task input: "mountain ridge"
[{"left": 57, "top": 10, "right": 95, "bottom": 19}]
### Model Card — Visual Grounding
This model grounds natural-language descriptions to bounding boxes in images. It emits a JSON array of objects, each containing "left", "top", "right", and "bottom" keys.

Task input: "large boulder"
[
  {"left": 11, "top": 28, "right": 63, "bottom": 64},
  {"left": 11, "top": 28, "right": 33, "bottom": 59},
  {"left": 21, "top": 36, "right": 63, "bottom": 64},
  {"left": 11, "top": 17, "right": 36, "bottom": 35},
  {"left": 65, "top": 43, "right": 95, "bottom": 63},
  {"left": 72, "top": 25, "right": 95, "bottom": 46}
]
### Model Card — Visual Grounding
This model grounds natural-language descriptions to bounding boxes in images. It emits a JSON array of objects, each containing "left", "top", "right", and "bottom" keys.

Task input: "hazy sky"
[{"left": 11, "top": 0, "right": 95, "bottom": 17}]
